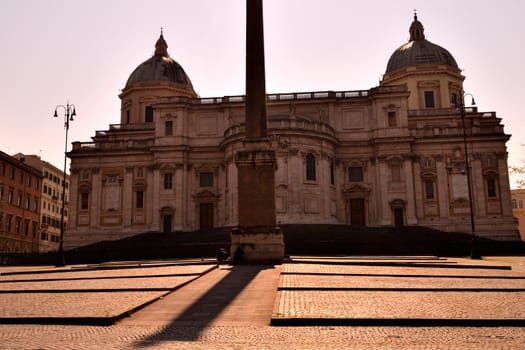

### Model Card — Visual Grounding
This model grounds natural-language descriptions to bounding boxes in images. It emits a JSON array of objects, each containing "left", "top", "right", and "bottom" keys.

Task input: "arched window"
[{"left": 306, "top": 153, "right": 316, "bottom": 181}]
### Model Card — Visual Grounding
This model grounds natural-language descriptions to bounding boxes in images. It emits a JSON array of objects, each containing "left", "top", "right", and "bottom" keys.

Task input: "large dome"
[
  {"left": 125, "top": 33, "right": 194, "bottom": 89},
  {"left": 385, "top": 15, "right": 458, "bottom": 74}
]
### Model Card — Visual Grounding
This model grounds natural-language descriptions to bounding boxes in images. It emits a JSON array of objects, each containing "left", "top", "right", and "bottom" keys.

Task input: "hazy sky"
[{"left": 1, "top": 0, "right": 524, "bottom": 187}]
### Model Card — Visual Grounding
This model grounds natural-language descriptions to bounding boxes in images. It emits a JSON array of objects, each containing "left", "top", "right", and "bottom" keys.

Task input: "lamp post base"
[
  {"left": 55, "top": 248, "right": 66, "bottom": 267},
  {"left": 470, "top": 235, "right": 482, "bottom": 260}
]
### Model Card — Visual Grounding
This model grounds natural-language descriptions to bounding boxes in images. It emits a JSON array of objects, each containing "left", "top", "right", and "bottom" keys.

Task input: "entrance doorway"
[
  {"left": 199, "top": 203, "right": 214, "bottom": 231},
  {"left": 350, "top": 198, "right": 365, "bottom": 226},
  {"left": 162, "top": 214, "right": 172, "bottom": 233},
  {"left": 394, "top": 207, "right": 404, "bottom": 227}
]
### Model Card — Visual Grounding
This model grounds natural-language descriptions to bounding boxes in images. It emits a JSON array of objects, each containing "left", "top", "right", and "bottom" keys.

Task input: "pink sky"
[{"left": 1, "top": 0, "right": 523, "bottom": 187}]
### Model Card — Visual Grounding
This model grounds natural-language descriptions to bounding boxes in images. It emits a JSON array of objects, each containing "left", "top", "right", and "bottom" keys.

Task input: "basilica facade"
[{"left": 65, "top": 15, "right": 519, "bottom": 249}]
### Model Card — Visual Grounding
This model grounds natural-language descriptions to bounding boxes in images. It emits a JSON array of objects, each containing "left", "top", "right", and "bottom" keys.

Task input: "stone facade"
[{"left": 65, "top": 16, "right": 520, "bottom": 249}]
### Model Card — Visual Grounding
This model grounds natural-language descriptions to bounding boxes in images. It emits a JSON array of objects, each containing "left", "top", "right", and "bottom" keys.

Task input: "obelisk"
[{"left": 230, "top": 0, "right": 284, "bottom": 263}]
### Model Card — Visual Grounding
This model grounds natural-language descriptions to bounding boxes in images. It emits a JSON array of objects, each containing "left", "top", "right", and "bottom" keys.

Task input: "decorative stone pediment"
[
  {"left": 160, "top": 206, "right": 174, "bottom": 215},
  {"left": 389, "top": 199, "right": 406, "bottom": 207},
  {"left": 343, "top": 184, "right": 371, "bottom": 199},
  {"left": 193, "top": 164, "right": 220, "bottom": 175},
  {"left": 132, "top": 180, "right": 147, "bottom": 191},
  {"left": 78, "top": 182, "right": 92, "bottom": 191},
  {"left": 421, "top": 170, "right": 437, "bottom": 179},
  {"left": 194, "top": 189, "right": 220, "bottom": 199},
  {"left": 160, "top": 164, "right": 175, "bottom": 172}
]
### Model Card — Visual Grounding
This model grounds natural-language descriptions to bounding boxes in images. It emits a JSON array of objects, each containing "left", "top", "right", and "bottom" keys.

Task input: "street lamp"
[
  {"left": 458, "top": 93, "right": 481, "bottom": 259},
  {"left": 53, "top": 102, "right": 76, "bottom": 267}
]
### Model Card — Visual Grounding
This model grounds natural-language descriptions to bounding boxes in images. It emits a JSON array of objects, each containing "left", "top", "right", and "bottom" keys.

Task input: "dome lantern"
[{"left": 385, "top": 14, "right": 459, "bottom": 74}]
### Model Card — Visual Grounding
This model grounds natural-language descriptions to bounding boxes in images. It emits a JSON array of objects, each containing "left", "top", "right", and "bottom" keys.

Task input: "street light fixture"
[
  {"left": 458, "top": 93, "right": 481, "bottom": 259},
  {"left": 53, "top": 101, "right": 76, "bottom": 267}
]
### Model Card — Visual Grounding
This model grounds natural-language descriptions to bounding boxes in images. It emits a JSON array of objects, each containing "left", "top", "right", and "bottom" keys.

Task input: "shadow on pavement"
[{"left": 134, "top": 265, "right": 272, "bottom": 346}]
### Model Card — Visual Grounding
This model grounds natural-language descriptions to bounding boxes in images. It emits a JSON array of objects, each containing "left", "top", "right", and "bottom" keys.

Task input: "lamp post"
[
  {"left": 458, "top": 93, "right": 481, "bottom": 259},
  {"left": 53, "top": 102, "right": 76, "bottom": 267}
]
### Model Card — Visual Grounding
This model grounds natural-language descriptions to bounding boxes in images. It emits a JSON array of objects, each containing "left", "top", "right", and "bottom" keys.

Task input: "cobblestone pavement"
[
  {"left": 0, "top": 260, "right": 216, "bottom": 320},
  {"left": 0, "top": 256, "right": 524, "bottom": 349},
  {"left": 274, "top": 257, "right": 525, "bottom": 324},
  {"left": 0, "top": 324, "right": 524, "bottom": 349}
]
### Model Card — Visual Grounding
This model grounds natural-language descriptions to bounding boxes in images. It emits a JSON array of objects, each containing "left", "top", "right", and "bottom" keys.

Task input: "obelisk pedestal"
[
  {"left": 230, "top": 0, "right": 284, "bottom": 264},
  {"left": 231, "top": 141, "right": 284, "bottom": 263}
]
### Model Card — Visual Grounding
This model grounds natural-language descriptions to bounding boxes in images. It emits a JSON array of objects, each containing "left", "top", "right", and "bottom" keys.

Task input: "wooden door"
[
  {"left": 394, "top": 207, "right": 404, "bottom": 227},
  {"left": 350, "top": 199, "right": 365, "bottom": 226},
  {"left": 162, "top": 214, "right": 172, "bottom": 233},
  {"left": 199, "top": 203, "right": 214, "bottom": 231}
]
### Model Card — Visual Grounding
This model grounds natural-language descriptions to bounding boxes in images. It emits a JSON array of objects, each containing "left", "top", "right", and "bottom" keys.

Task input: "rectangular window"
[
  {"left": 348, "top": 167, "right": 364, "bottom": 182},
  {"left": 6, "top": 214, "right": 12, "bottom": 233},
  {"left": 8, "top": 190, "right": 13, "bottom": 204},
  {"left": 0, "top": 162, "right": 5, "bottom": 176},
  {"left": 145, "top": 106, "right": 154, "bottom": 123},
  {"left": 424, "top": 91, "right": 435, "bottom": 108},
  {"left": 200, "top": 172, "right": 214, "bottom": 187},
  {"left": 391, "top": 164, "right": 402, "bottom": 182},
  {"left": 0, "top": 213, "right": 3, "bottom": 230},
  {"left": 165, "top": 121, "right": 173, "bottom": 136},
  {"left": 421, "top": 158, "right": 435, "bottom": 168},
  {"left": 80, "top": 192, "right": 89, "bottom": 210},
  {"left": 24, "top": 219, "right": 29, "bottom": 236},
  {"left": 487, "top": 176, "right": 497, "bottom": 198},
  {"left": 32, "top": 222, "right": 37, "bottom": 237},
  {"left": 519, "top": 200, "right": 524, "bottom": 209},
  {"left": 19, "top": 172, "right": 24, "bottom": 184},
  {"left": 164, "top": 173, "right": 173, "bottom": 189},
  {"left": 107, "top": 175, "right": 118, "bottom": 184},
  {"left": 126, "top": 110, "right": 130, "bottom": 124},
  {"left": 388, "top": 111, "right": 397, "bottom": 127},
  {"left": 17, "top": 193, "right": 22, "bottom": 207},
  {"left": 136, "top": 191, "right": 144, "bottom": 209},
  {"left": 306, "top": 154, "right": 316, "bottom": 181},
  {"left": 424, "top": 180, "right": 434, "bottom": 200},
  {"left": 15, "top": 217, "right": 21, "bottom": 234},
  {"left": 0, "top": 186, "right": 3, "bottom": 200},
  {"left": 451, "top": 93, "right": 458, "bottom": 107},
  {"left": 25, "top": 195, "right": 30, "bottom": 209},
  {"left": 34, "top": 198, "right": 39, "bottom": 212}
]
